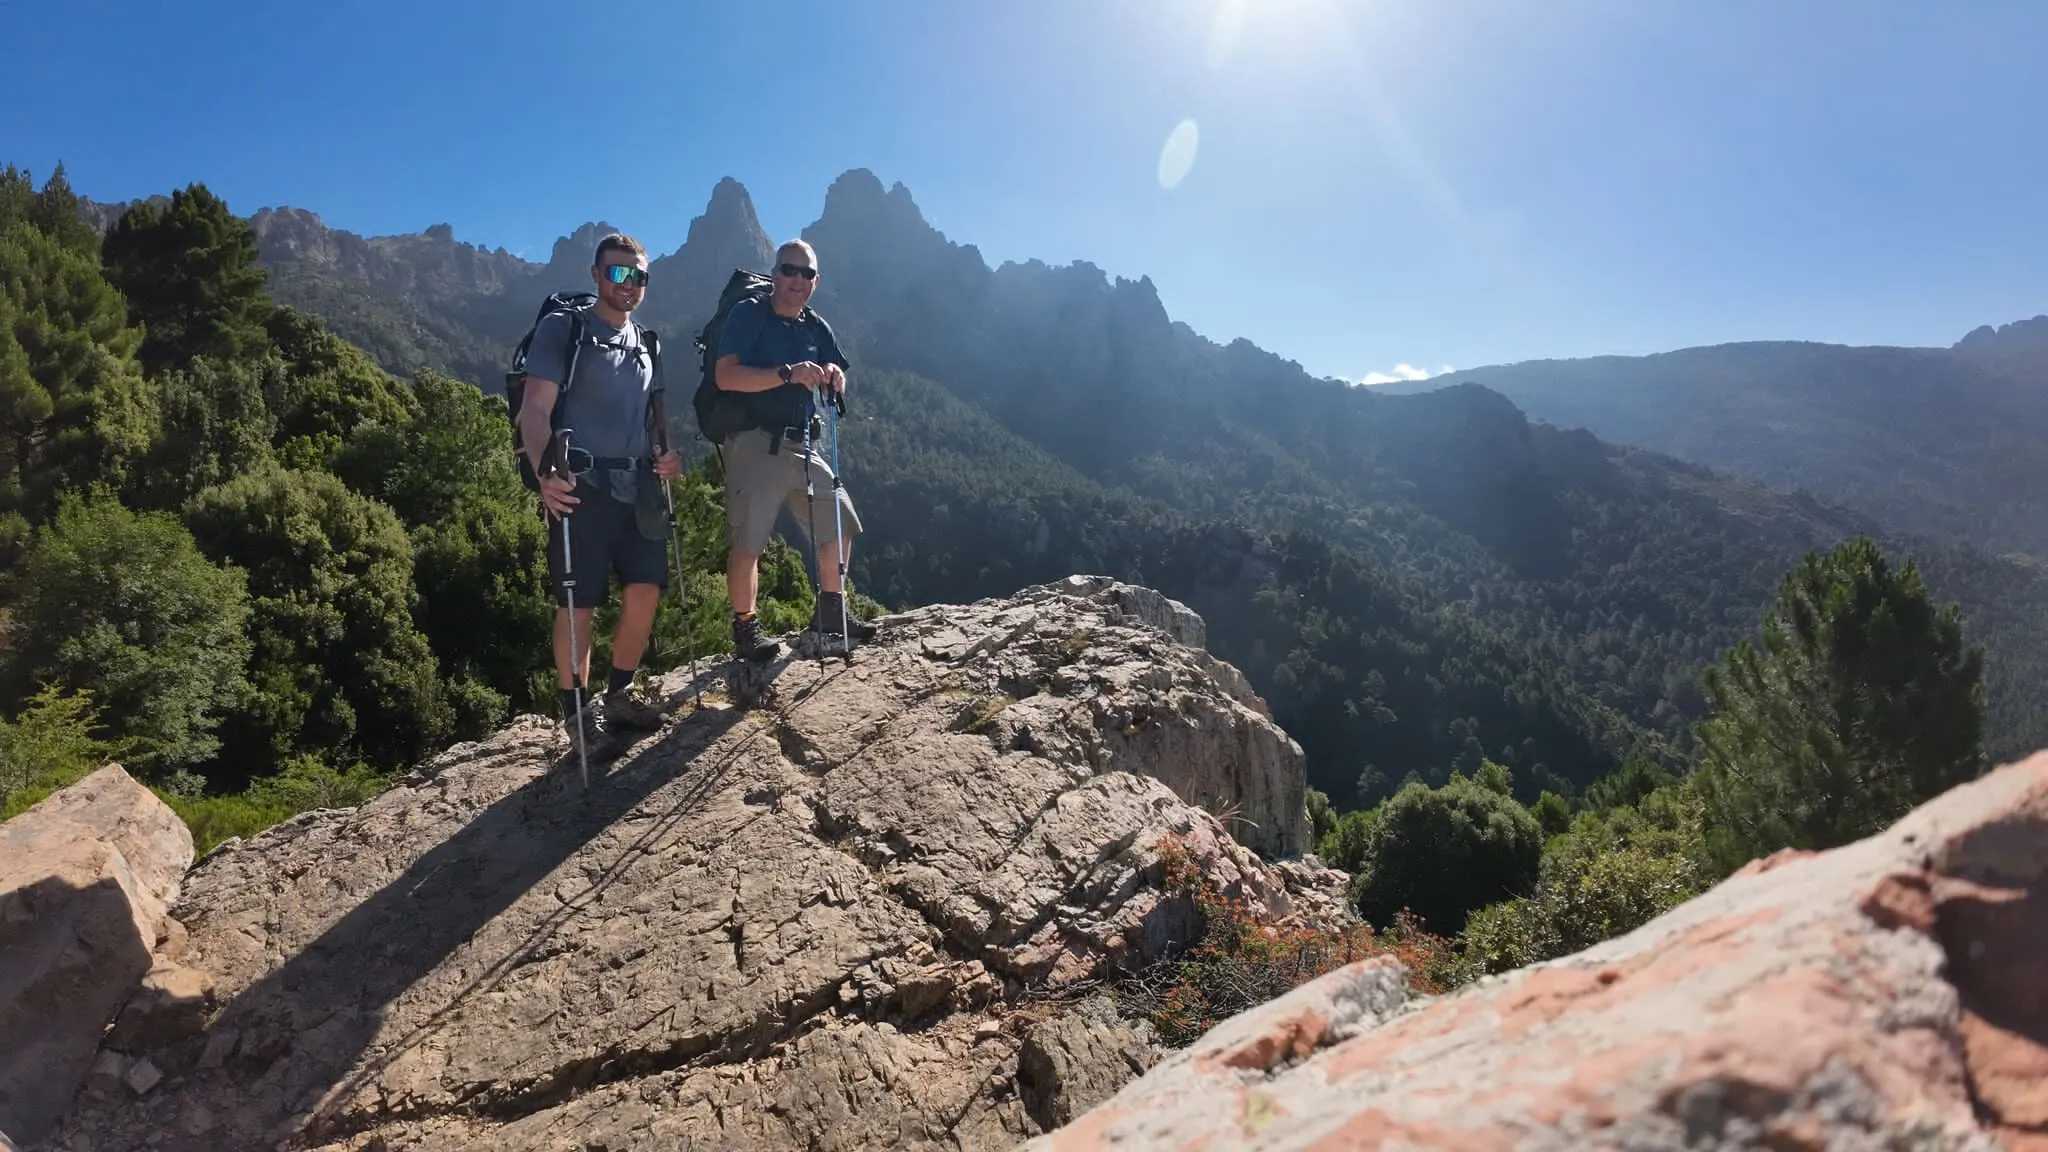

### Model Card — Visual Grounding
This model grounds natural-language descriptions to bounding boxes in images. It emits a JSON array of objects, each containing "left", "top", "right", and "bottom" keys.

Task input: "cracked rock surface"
[
  {"left": 40, "top": 576, "right": 1331, "bottom": 1152},
  {"left": 1026, "top": 748, "right": 2048, "bottom": 1152}
]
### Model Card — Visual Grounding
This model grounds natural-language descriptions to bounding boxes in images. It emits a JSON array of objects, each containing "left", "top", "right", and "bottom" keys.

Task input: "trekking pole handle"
[{"left": 540, "top": 428, "right": 573, "bottom": 479}]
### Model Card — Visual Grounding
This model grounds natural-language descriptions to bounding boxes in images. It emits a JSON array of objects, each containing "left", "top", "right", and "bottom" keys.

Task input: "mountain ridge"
[{"left": 1374, "top": 323, "right": 2048, "bottom": 559}]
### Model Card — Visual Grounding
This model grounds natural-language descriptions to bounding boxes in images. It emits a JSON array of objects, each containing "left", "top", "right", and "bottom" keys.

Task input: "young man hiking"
[
  {"left": 712, "top": 239, "right": 877, "bottom": 662},
  {"left": 519, "top": 232, "right": 682, "bottom": 758}
]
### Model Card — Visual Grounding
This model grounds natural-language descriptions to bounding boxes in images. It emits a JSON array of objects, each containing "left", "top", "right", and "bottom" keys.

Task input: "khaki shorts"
[{"left": 721, "top": 427, "right": 864, "bottom": 556}]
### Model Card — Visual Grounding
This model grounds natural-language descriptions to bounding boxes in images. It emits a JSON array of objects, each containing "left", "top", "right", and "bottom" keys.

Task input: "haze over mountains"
[
  {"left": 78, "top": 168, "right": 2048, "bottom": 806},
  {"left": 1377, "top": 318, "right": 2048, "bottom": 560}
]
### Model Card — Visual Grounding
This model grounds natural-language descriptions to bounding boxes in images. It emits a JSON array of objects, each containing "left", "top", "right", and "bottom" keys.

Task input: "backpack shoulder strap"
[{"left": 558, "top": 309, "right": 587, "bottom": 395}]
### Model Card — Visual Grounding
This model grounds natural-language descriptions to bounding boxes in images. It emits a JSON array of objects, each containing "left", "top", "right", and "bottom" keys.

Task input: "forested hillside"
[
  {"left": 11, "top": 158, "right": 2043, "bottom": 990},
  {"left": 1374, "top": 329, "right": 2048, "bottom": 559}
]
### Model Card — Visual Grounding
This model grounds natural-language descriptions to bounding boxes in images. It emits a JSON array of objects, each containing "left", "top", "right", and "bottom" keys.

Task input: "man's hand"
[
  {"left": 539, "top": 473, "right": 579, "bottom": 519},
  {"left": 654, "top": 449, "right": 682, "bottom": 480},
  {"left": 824, "top": 363, "right": 847, "bottom": 395},
  {"left": 789, "top": 361, "right": 828, "bottom": 389}
]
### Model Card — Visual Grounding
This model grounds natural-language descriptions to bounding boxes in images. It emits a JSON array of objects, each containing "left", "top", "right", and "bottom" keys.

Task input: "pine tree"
[
  {"left": 1691, "top": 537, "right": 1986, "bottom": 871},
  {"left": 100, "top": 183, "right": 271, "bottom": 376},
  {"left": 0, "top": 216, "right": 157, "bottom": 543},
  {"left": 28, "top": 165, "right": 103, "bottom": 258}
]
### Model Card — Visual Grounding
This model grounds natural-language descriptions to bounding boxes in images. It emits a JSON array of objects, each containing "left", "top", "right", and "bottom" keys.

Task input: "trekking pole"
[
  {"left": 648, "top": 389, "right": 701, "bottom": 706},
  {"left": 826, "top": 384, "right": 852, "bottom": 653},
  {"left": 800, "top": 407, "right": 826, "bottom": 663},
  {"left": 543, "top": 427, "right": 591, "bottom": 792}
]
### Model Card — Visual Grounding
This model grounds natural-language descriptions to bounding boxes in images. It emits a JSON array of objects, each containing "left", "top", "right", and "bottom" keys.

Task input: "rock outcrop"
[
  {"left": 1028, "top": 749, "right": 2048, "bottom": 1152},
  {"left": 0, "top": 766, "right": 196, "bottom": 1147},
  {"left": 39, "top": 577, "right": 1338, "bottom": 1151}
]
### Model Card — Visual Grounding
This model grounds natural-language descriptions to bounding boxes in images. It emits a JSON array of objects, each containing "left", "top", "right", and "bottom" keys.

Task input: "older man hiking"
[
  {"left": 515, "top": 231, "right": 681, "bottom": 762},
  {"left": 707, "top": 240, "right": 877, "bottom": 663}
]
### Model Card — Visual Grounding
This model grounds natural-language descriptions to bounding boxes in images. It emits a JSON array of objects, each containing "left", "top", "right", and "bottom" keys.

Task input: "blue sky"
[{"left": 4, "top": 0, "right": 2045, "bottom": 384}]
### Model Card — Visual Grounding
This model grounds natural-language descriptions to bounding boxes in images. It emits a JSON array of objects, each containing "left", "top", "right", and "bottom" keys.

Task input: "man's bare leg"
[
  {"left": 727, "top": 550, "right": 759, "bottom": 614},
  {"left": 554, "top": 605, "right": 597, "bottom": 690},
  {"left": 726, "top": 548, "right": 778, "bottom": 661},
  {"left": 612, "top": 584, "right": 660, "bottom": 671}
]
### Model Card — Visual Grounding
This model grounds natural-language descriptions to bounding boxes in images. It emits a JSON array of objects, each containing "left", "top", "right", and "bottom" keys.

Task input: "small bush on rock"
[{"left": 1114, "top": 830, "right": 1454, "bottom": 1047}]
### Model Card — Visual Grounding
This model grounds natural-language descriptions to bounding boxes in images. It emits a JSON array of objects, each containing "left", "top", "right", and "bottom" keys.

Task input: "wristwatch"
[{"left": 778, "top": 364, "right": 794, "bottom": 384}]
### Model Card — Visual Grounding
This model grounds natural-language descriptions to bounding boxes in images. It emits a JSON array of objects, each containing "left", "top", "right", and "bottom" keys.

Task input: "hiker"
[
  {"left": 517, "top": 232, "right": 681, "bottom": 757},
  {"left": 711, "top": 239, "right": 877, "bottom": 661}
]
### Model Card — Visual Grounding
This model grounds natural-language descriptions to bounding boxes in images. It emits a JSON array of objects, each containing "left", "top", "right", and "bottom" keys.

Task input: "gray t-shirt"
[{"left": 526, "top": 308, "right": 659, "bottom": 460}]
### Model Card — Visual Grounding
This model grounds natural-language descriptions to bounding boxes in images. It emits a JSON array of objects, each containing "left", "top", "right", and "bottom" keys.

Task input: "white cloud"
[{"left": 1352, "top": 363, "right": 1455, "bottom": 386}]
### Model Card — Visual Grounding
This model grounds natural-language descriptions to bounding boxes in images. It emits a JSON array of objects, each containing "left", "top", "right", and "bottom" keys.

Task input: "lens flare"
[{"left": 1158, "top": 118, "right": 1200, "bottom": 189}]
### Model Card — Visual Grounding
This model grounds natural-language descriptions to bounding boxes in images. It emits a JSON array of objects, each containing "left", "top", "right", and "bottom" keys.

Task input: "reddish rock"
[{"left": 1028, "top": 750, "right": 2048, "bottom": 1152}]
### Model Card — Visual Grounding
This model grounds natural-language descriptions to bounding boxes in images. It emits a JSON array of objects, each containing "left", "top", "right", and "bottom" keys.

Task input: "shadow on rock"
[{"left": 70, "top": 701, "right": 751, "bottom": 1151}]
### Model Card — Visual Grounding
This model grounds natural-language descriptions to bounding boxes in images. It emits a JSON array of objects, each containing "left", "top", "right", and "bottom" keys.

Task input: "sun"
[{"left": 1205, "top": 0, "right": 1354, "bottom": 71}]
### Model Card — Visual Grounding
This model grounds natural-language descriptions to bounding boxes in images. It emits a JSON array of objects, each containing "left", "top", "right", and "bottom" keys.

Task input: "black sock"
[
  {"left": 560, "top": 687, "right": 582, "bottom": 719},
  {"left": 608, "top": 665, "right": 636, "bottom": 695}
]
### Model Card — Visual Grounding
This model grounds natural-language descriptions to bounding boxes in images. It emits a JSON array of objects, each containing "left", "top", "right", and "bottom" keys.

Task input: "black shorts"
[{"left": 544, "top": 479, "right": 670, "bottom": 608}]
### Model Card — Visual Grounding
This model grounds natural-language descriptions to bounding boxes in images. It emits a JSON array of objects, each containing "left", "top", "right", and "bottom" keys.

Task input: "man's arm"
[
  {"left": 712, "top": 297, "right": 801, "bottom": 392},
  {"left": 518, "top": 312, "right": 571, "bottom": 475},
  {"left": 518, "top": 374, "right": 560, "bottom": 476},
  {"left": 714, "top": 354, "right": 790, "bottom": 393}
]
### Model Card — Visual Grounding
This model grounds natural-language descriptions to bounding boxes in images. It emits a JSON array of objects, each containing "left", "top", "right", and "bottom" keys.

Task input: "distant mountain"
[
  {"left": 86, "top": 171, "right": 2048, "bottom": 801},
  {"left": 1375, "top": 327, "right": 2048, "bottom": 559}
]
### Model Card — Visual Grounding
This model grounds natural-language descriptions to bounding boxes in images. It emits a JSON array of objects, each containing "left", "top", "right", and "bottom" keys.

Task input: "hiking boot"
[
  {"left": 564, "top": 692, "right": 616, "bottom": 762},
  {"left": 812, "top": 591, "right": 878, "bottom": 643},
  {"left": 732, "top": 612, "right": 781, "bottom": 662},
  {"left": 602, "top": 685, "right": 667, "bottom": 732}
]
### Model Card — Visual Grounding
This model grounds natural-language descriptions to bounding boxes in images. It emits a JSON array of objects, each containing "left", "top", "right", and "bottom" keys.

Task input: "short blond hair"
[{"left": 775, "top": 239, "right": 818, "bottom": 268}]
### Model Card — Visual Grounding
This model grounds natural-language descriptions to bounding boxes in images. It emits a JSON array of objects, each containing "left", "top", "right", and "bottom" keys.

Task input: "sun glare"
[
  {"left": 1206, "top": 0, "right": 1347, "bottom": 71},
  {"left": 1206, "top": 0, "right": 1254, "bottom": 69}
]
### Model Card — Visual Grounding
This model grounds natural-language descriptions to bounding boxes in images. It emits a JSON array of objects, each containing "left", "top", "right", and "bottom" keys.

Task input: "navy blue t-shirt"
[{"left": 717, "top": 296, "right": 848, "bottom": 432}]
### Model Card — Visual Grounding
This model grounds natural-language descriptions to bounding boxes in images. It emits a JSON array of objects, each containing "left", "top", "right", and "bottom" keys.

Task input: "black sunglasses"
[
  {"left": 776, "top": 262, "right": 817, "bottom": 281},
  {"left": 602, "top": 264, "right": 649, "bottom": 287}
]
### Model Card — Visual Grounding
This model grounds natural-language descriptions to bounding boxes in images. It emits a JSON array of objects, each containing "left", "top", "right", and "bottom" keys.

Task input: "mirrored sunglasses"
[{"left": 602, "top": 264, "right": 649, "bottom": 287}]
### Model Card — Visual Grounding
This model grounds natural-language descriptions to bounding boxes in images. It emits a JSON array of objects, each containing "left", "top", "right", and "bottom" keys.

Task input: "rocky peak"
[
  {"left": 249, "top": 206, "right": 345, "bottom": 263},
  {"left": 536, "top": 221, "right": 622, "bottom": 291},
  {"left": 806, "top": 168, "right": 991, "bottom": 291},
  {"left": 37, "top": 576, "right": 1337, "bottom": 1151},
  {"left": 646, "top": 176, "right": 775, "bottom": 332},
  {"left": 249, "top": 207, "right": 534, "bottom": 299},
  {"left": 1108, "top": 273, "right": 1173, "bottom": 347},
  {"left": 1954, "top": 313, "right": 2048, "bottom": 377},
  {"left": 1955, "top": 313, "right": 2048, "bottom": 353}
]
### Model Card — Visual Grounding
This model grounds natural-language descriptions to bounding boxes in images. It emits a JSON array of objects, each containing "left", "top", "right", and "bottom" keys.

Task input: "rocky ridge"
[{"left": 36, "top": 576, "right": 1341, "bottom": 1152}]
